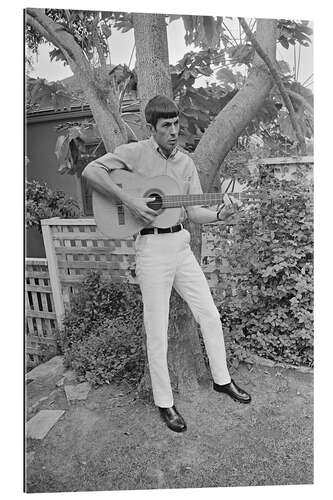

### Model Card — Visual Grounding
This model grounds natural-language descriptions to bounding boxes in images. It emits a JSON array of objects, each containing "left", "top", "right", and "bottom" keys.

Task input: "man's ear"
[{"left": 146, "top": 123, "right": 154, "bottom": 135}]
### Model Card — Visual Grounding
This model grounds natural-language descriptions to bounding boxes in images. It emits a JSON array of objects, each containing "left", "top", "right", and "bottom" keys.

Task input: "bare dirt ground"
[{"left": 25, "top": 362, "right": 313, "bottom": 493}]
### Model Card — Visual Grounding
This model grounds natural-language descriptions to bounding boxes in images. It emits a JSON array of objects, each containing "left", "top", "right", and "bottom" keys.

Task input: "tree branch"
[
  {"left": 26, "top": 8, "right": 127, "bottom": 151},
  {"left": 26, "top": 13, "right": 72, "bottom": 64},
  {"left": 26, "top": 8, "right": 92, "bottom": 76},
  {"left": 221, "top": 20, "right": 238, "bottom": 47},
  {"left": 92, "top": 14, "right": 107, "bottom": 73},
  {"left": 287, "top": 89, "right": 313, "bottom": 115},
  {"left": 238, "top": 17, "right": 306, "bottom": 154},
  {"left": 192, "top": 18, "right": 277, "bottom": 191},
  {"left": 118, "top": 75, "right": 132, "bottom": 112}
]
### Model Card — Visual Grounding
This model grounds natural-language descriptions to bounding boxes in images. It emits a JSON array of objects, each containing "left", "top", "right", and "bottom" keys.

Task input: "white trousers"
[{"left": 135, "top": 228, "right": 231, "bottom": 407}]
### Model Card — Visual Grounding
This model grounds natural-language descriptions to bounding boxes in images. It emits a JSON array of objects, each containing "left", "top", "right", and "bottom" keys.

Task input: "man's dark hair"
[{"left": 145, "top": 95, "right": 179, "bottom": 128}]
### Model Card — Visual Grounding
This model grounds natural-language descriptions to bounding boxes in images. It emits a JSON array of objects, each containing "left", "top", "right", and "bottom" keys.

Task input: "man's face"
[{"left": 151, "top": 116, "right": 179, "bottom": 155}]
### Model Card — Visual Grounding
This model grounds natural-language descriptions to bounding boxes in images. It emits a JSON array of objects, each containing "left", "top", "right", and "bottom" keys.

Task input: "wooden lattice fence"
[
  {"left": 25, "top": 258, "right": 58, "bottom": 367},
  {"left": 39, "top": 217, "right": 222, "bottom": 326},
  {"left": 41, "top": 218, "right": 138, "bottom": 326}
]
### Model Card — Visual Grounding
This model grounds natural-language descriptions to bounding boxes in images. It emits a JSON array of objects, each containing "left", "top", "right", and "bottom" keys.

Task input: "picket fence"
[{"left": 25, "top": 258, "right": 58, "bottom": 366}]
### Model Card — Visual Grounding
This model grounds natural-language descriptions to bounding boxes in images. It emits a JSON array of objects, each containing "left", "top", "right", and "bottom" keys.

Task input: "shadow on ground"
[{"left": 25, "top": 362, "right": 313, "bottom": 492}]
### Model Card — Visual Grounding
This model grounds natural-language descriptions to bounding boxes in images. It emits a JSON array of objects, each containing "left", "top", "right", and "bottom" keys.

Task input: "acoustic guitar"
[{"left": 92, "top": 169, "right": 247, "bottom": 239}]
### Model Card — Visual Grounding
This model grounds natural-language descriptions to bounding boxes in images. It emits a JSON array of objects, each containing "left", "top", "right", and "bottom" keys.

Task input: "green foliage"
[
  {"left": 277, "top": 20, "right": 313, "bottom": 49},
  {"left": 26, "top": 77, "right": 75, "bottom": 113},
  {"left": 26, "top": 180, "right": 80, "bottom": 231},
  {"left": 211, "top": 166, "right": 313, "bottom": 368},
  {"left": 170, "top": 51, "right": 238, "bottom": 151},
  {"left": 58, "top": 272, "right": 144, "bottom": 386},
  {"left": 180, "top": 15, "right": 226, "bottom": 50},
  {"left": 54, "top": 122, "right": 99, "bottom": 175},
  {"left": 28, "top": 9, "right": 115, "bottom": 63}
]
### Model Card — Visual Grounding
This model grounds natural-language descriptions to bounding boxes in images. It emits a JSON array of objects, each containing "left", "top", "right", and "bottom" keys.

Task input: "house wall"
[
  {"left": 26, "top": 117, "right": 81, "bottom": 197},
  {"left": 26, "top": 112, "right": 90, "bottom": 257}
]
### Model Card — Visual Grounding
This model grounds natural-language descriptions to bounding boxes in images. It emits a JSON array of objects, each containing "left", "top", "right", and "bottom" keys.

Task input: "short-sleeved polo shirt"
[{"left": 88, "top": 137, "right": 203, "bottom": 221}]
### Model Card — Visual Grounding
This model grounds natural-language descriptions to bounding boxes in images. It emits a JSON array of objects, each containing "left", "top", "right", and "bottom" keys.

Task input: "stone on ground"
[
  {"left": 63, "top": 370, "right": 77, "bottom": 383},
  {"left": 64, "top": 382, "right": 91, "bottom": 402},
  {"left": 56, "top": 377, "right": 65, "bottom": 387},
  {"left": 26, "top": 356, "right": 64, "bottom": 382},
  {"left": 26, "top": 410, "right": 65, "bottom": 440}
]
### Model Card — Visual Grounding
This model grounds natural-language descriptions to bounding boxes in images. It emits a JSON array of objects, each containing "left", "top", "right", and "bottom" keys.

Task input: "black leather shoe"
[
  {"left": 213, "top": 379, "right": 251, "bottom": 404},
  {"left": 158, "top": 405, "right": 187, "bottom": 433}
]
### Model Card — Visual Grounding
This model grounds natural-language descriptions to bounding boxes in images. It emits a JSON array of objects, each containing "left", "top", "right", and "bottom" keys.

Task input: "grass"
[{"left": 25, "top": 363, "right": 313, "bottom": 492}]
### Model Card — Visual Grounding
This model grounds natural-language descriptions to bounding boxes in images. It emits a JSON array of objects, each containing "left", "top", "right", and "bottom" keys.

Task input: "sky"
[{"left": 27, "top": 17, "right": 313, "bottom": 90}]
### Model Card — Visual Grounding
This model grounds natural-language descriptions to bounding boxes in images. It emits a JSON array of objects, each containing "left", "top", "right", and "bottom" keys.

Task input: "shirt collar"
[{"left": 150, "top": 136, "right": 178, "bottom": 160}]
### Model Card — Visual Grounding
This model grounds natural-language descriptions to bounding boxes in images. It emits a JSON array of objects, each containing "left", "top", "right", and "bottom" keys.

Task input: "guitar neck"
[{"left": 161, "top": 192, "right": 253, "bottom": 208}]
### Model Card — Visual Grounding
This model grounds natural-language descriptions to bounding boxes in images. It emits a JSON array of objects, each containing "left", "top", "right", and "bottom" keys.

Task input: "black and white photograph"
[{"left": 23, "top": 0, "right": 315, "bottom": 495}]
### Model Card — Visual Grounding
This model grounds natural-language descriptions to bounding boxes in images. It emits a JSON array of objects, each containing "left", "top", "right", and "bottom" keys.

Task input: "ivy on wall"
[{"left": 211, "top": 164, "right": 313, "bottom": 367}]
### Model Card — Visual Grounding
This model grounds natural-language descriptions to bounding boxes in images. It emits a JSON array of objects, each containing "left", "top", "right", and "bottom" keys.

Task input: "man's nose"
[{"left": 170, "top": 124, "right": 178, "bottom": 135}]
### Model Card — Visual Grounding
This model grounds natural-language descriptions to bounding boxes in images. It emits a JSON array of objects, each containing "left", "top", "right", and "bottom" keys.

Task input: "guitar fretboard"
[{"left": 161, "top": 192, "right": 256, "bottom": 208}]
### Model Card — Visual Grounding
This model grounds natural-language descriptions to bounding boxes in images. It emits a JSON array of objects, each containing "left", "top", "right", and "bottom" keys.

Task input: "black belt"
[{"left": 140, "top": 224, "right": 183, "bottom": 235}]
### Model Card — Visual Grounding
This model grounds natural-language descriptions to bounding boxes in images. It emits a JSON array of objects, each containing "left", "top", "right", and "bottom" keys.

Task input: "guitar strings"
[{"left": 109, "top": 191, "right": 288, "bottom": 208}]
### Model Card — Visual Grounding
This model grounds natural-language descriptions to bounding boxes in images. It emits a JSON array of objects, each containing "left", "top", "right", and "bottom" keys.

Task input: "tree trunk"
[
  {"left": 133, "top": 13, "right": 173, "bottom": 137},
  {"left": 82, "top": 81, "right": 127, "bottom": 152},
  {"left": 238, "top": 17, "right": 306, "bottom": 154}
]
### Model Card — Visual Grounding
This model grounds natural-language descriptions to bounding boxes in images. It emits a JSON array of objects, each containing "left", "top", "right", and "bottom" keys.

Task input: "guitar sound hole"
[{"left": 146, "top": 193, "right": 163, "bottom": 211}]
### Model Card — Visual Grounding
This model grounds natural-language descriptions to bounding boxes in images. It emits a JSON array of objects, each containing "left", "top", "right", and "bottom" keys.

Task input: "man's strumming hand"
[{"left": 123, "top": 197, "right": 158, "bottom": 225}]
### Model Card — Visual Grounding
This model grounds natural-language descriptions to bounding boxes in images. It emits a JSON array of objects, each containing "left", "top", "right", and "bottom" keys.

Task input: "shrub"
[
  {"left": 212, "top": 165, "right": 313, "bottom": 367},
  {"left": 58, "top": 272, "right": 144, "bottom": 386},
  {"left": 26, "top": 180, "right": 80, "bottom": 231}
]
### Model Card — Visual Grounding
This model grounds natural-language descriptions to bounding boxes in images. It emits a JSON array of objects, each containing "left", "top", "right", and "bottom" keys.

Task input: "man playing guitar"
[{"left": 82, "top": 95, "right": 251, "bottom": 433}]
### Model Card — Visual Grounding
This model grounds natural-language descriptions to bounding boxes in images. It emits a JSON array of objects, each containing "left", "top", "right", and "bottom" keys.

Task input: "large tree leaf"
[
  {"left": 216, "top": 67, "right": 237, "bottom": 85},
  {"left": 277, "top": 60, "right": 291, "bottom": 75},
  {"left": 181, "top": 16, "right": 225, "bottom": 50},
  {"left": 227, "top": 44, "right": 254, "bottom": 66},
  {"left": 113, "top": 12, "right": 133, "bottom": 33},
  {"left": 277, "top": 19, "right": 313, "bottom": 48},
  {"left": 49, "top": 47, "right": 68, "bottom": 64}
]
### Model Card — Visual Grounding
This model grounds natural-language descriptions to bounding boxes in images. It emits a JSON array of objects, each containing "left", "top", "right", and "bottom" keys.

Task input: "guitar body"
[{"left": 92, "top": 170, "right": 182, "bottom": 238}]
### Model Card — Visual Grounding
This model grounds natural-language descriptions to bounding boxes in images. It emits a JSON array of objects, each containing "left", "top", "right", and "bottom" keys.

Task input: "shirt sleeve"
[{"left": 86, "top": 143, "right": 138, "bottom": 173}]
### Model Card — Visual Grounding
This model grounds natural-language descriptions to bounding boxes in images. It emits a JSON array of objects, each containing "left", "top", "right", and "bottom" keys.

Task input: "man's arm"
[
  {"left": 184, "top": 159, "right": 236, "bottom": 224},
  {"left": 82, "top": 159, "right": 157, "bottom": 225},
  {"left": 186, "top": 205, "right": 236, "bottom": 224}
]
